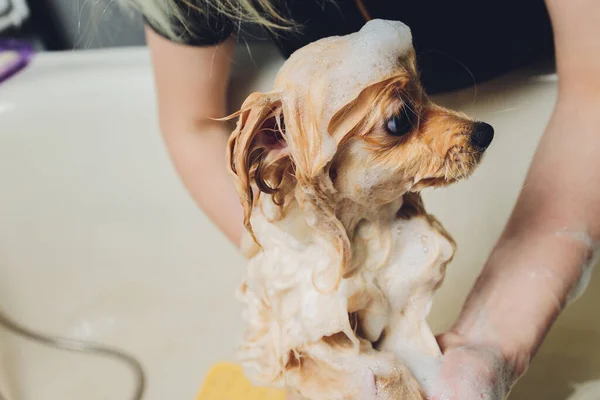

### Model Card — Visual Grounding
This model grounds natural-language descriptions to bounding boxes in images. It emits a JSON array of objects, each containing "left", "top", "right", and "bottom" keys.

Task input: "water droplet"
[{"left": 423, "top": 246, "right": 429, "bottom": 253}]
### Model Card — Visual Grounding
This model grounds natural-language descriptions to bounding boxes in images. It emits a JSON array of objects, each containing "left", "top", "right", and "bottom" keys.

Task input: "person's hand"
[
  {"left": 425, "top": 220, "right": 597, "bottom": 400},
  {"left": 426, "top": 332, "right": 520, "bottom": 400}
]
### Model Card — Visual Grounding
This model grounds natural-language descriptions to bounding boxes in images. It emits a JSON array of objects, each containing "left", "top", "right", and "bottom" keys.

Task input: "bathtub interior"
[{"left": 0, "top": 44, "right": 598, "bottom": 400}]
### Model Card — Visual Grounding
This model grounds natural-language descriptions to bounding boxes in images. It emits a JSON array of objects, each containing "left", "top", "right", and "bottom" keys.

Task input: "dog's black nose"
[{"left": 469, "top": 122, "right": 494, "bottom": 150}]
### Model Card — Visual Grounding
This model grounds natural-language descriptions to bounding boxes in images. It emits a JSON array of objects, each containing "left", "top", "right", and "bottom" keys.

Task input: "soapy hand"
[
  {"left": 424, "top": 221, "right": 599, "bottom": 400},
  {"left": 427, "top": 333, "right": 516, "bottom": 400},
  {"left": 428, "top": 333, "right": 516, "bottom": 400}
]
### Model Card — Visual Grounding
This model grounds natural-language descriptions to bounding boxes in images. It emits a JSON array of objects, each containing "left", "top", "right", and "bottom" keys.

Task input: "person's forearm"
[
  {"left": 448, "top": 0, "right": 600, "bottom": 381},
  {"left": 162, "top": 120, "right": 244, "bottom": 245},
  {"left": 449, "top": 98, "right": 600, "bottom": 378},
  {"left": 545, "top": 0, "right": 600, "bottom": 100},
  {"left": 145, "top": 30, "right": 241, "bottom": 244},
  {"left": 450, "top": 229, "right": 595, "bottom": 376}
]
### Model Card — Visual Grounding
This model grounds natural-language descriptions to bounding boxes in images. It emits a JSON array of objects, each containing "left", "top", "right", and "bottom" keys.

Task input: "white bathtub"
[{"left": 0, "top": 45, "right": 597, "bottom": 400}]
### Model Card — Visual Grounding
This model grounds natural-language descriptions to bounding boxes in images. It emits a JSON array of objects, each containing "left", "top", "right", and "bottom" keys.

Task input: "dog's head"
[{"left": 227, "top": 20, "right": 492, "bottom": 289}]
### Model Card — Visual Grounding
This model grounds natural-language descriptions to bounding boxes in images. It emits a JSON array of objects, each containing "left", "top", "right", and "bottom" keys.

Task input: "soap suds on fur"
[
  {"left": 232, "top": 18, "right": 493, "bottom": 400},
  {"left": 275, "top": 19, "right": 414, "bottom": 163}
]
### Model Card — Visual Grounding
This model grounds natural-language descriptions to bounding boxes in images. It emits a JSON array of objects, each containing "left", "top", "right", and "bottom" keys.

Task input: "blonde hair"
[{"left": 128, "top": 0, "right": 296, "bottom": 41}]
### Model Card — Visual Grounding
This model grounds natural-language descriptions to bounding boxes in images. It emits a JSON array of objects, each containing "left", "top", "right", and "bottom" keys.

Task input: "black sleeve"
[{"left": 144, "top": 4, "right": 234, "bottom": 46}]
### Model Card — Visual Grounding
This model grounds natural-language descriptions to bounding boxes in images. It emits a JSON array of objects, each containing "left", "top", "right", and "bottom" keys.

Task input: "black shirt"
[{"left": 146, "top": 0, "right": 554, "bottom": 94}]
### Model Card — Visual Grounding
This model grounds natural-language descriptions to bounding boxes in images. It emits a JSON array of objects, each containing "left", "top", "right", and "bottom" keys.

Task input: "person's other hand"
[{"left": 427, "top": 332, "right": 520, "bottom": 400}]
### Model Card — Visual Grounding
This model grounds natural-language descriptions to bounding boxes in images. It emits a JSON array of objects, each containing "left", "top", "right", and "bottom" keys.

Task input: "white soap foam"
[
  {"left": 326, "top": 19, "right": 413, "bottom": 112},
  {"left": 238, "top": 194, "right": 457, "bottom": 398},
  {"left": 275, "top": 19, "right": 414, "bottom": 140},
  {"left": 566, "top": 380, "right": 600, "bottom": 400},
  {"left": 553, "top": 228, "right": 599, "bottom": 304}
]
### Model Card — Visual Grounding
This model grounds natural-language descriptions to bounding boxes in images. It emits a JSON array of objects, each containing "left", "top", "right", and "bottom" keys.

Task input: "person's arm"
[
  {"left": 146, "top": 28, "right": 244, "bottom": 244},
  {"left": 435, "top": 1, "right": 600, "bottom": 395}
]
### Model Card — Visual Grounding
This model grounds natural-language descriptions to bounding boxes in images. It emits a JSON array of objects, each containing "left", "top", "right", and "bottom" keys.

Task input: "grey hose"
[{"left": 0, "top": 309, "right": 145, "bottom": 400}]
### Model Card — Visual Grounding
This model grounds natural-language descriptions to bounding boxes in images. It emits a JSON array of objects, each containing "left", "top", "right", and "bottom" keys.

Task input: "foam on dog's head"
[
  {"left": 269, "top": 19, "right": 415, "bottom": 190},
  {"left": 322, "top": 19, "right": 412, "bottom": 115},
  {"left": 275, "top": 19, "right": 413, "bottom": 134}
]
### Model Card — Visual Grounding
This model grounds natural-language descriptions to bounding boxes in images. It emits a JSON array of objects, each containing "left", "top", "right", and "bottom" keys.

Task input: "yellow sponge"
[{"left": 196, "top": 363, "right": 285, "bottom": 400}]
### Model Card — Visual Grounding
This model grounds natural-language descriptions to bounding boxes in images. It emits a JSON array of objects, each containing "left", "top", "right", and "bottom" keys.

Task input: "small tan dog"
[{"left": 227, "top": 20, "right": 493, "bottom": 400}]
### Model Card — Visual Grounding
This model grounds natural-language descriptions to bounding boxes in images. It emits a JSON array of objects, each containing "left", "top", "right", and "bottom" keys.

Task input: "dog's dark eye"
[{"left": 386, "top": 106, "right": 417, "bottom": 137}]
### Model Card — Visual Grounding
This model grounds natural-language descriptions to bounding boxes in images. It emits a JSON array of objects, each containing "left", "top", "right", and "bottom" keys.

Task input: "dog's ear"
[
  {"left": 227, "top": 90, "right": 351, "bottom": 293},
  {"left": 227, "top": 91, "right": 293, "bottom": 242}
]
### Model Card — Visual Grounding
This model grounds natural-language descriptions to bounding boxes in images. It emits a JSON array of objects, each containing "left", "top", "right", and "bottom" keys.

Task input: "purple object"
[{"left": 0, "top": 39, "right": 33, "bottom": 84}]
